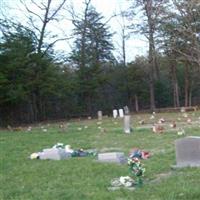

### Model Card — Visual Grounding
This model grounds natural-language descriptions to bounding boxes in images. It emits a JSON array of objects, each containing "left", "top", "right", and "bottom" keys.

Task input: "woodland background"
[{"left": 0, "top": 0, "right": 200, "bottom": 125}]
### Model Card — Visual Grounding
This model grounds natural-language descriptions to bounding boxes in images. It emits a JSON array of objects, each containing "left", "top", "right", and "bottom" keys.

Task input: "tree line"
[{"left": 0, "top": 0, "right": 200, "bottom": 125}]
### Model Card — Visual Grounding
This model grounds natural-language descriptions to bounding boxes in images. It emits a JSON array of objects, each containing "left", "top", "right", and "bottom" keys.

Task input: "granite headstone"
[
  {"left": 97, "top": 110, "right": 103, "bottom": 120},
  {"left": 124, "top": 106, "right": 129, "bottom": 115},
  {"left": 39, "top": 148, "right": 71, "bottom": 160},
  {"left": 124, "top": 115, "right": 131, "bottom": 134},
  {"left": 175, "top": 136, "right": 200, "bottom": 167},
  {"left": 98, "top": 152, "right": 127, "bottom": 164}
]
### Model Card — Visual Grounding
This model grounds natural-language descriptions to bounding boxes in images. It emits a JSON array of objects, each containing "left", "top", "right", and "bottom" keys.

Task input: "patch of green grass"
[{"left": 1, "top": 111, "right": 200, "bottom": 200}]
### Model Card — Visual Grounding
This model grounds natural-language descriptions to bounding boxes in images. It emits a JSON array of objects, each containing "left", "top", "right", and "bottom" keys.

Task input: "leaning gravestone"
[
  {"left": 124, "top": 106, "right": 129, "bottom": 115},
  {"left": 39, "top": 148, "right": 71, "bottom": 160},
  {"left": 124, "top": 115, "right": 131, "bottom": 133},
  {"left": 97, "top": 110, "right": 103, "bottom": 120},
  {"left": 113, "top": 109, "right": 118, "bottom": 119},
  {"left": 98, "top": 152, "right": 127, "bottom": 164},
  {"left": 174, "top": 136, "right": 200, "bottom": 167},
  {"left": 119, "top": 109, "right": 124, "bottom": 118}
]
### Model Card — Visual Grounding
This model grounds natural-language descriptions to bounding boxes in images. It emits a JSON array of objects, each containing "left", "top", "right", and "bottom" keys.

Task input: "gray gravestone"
[
  {"left": 39, "top": 148, "right": 71, "bottom": 160},
  {"left": 175, "top": 136, "right": 200, "bottom": 167},
  {"left": 98, "top": 152, "right": 127, "bottom": 164},
  {"left": 97, "top": 110, "right": 103, "bottom": 120},
  {"left": 124, "top": 115, "right": 131, "bottom": 133},
  {"left": 124, "top": 106, "right": 129, "bottom": 115}
]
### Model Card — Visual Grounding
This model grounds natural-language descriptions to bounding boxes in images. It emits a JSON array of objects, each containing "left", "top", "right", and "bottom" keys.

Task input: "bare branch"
[
  {"left": 28, "top": 17, "right": 41, "bottom": 35},
  {"left": 173, "top": 47, "right": 200, "bottom": 67},
  {"left": 42, "top": 36, "right": 73, "bottom": 55},
  {"left": 30, "top": 0, "right": 46, "bottom": 11},
  {"left": 20, "top": 0, "right": 44, "bottom": 22},
  {"left": 48, "top": 0, "right": 67, "bottom": 20}
]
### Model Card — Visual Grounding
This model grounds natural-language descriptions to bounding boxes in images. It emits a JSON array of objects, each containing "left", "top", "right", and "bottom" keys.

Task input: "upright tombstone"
[
  {"left": 124, "top": 115, "right": 131, "bottom": 134},
  {"left": 124, "top": 106, "right": 129, "bottom": 115},
  {"left": 174, "top": 136, "right": 200, "bottom": 167},
  {"left": 119, "top": 109, "right": 124, "bottom": 118},
  {"left": 97, "top": 110, "right": 103, "bottom": 120},
  {"left": 113, "top": 109, "right": 118, "bottom": 119}
]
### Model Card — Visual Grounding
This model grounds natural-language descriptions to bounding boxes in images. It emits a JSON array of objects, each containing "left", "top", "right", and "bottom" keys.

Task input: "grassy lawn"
[{"left": 1, "top": 111, "right": 200, "bottom": 200}]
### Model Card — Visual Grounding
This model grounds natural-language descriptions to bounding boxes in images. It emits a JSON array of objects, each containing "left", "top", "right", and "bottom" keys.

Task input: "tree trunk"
[
  {"left": 189, "top": 79, "right": 193, "bottom": 107},
  {"left": 37, "top": 0, "right": 51, "bottom": 53},
  {"left": 189, "top": 89, "right": 192, "bottom": 107},
  {"left": 86, "top": 94, "right": 92, "bottom": 115},
  {"left": 171, "top": 61, "right": 180, "bottom": 107},
  {"left": 135, "top": 94, "right": 139, "bottom": 112},
  {"left": 149, "top": 80, "right": 155, "bottom": 111},
  {"left": 153, "top": 50, "right": 160, "bottom": 80},
  {"left": 32, "top": 93, "right": 38, "bottom": 121},
  {"left": 145, "top": 0, "right": 156, "bottom": 110},
  {"left": 184, "top": 65, "right": 189, "bottom": 107},
  {"left": 29, "top": 100, "right": 35, "bottom": 122},
  {"left": 122, "top": 27, "right": 126, "bottom": 68},
  {"left": 149, "top": 30, "right": 156, "bottom": 111},
  {"left": 174, "top": 82, "right": 180, "bottom": 107},
  {"left": 149, "top": 34, "right": 156, "bottom": 111}
]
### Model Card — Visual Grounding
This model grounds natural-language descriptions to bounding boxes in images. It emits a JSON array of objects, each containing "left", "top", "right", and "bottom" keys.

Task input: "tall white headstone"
[
  {"left": 119, "top": 109, "right": 124, "bottom": 118},
  {"left": 113, "top": 109, "right": 118, "bottom": 118},
  {"left": 97, "top": 111, "right": 103, "bottom": 120},
  {"left": 124, "top": 115, "right": 131, "bottom": 134}
]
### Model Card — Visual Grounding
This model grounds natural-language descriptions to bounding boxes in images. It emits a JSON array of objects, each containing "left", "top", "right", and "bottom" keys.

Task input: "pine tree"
[{"left": 70, "top": 2, "right": 114, "bottom": 113}]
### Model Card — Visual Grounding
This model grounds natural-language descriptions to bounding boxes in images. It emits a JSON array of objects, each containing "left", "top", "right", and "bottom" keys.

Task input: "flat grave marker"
[
  {"left": 97, "top": 152, "right": 127, "bottom": 164},
  {"left": 39, "top": 148, "right": 71, "bottom": 160}
]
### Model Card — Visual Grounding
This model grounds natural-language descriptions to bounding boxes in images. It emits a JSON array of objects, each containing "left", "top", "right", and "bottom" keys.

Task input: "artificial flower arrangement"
[{"left": 128, "top": 157, "right": 145, "bottom": 186}]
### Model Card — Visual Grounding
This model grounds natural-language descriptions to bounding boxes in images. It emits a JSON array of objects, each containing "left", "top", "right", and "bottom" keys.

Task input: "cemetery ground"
[{"left": 1, "top": 111, "right": 200, "bottom": 200}]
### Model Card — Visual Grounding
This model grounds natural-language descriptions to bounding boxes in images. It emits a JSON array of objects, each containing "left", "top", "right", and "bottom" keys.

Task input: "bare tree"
[
  {"left": 163, "top": 0, "right": 200, "bottom": 106},
  {"left": 170, "top": 55, "right": 180, "bottom": 107},
  {"left": 19, "top": 0, "right": 68, "bottom": 54},
  {"left": 171, "top": 0, "right": 200, "bottom": 67},
  {"left": 115, "top": 10, "right": 128, "bottom": 67},
  {"left": 127, "top": 0, "right": 169, "bottom": 110}
]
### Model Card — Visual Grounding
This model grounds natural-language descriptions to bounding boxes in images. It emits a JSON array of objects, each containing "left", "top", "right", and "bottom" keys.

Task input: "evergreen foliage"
[{"left": 0, "top": 0, "right": 200, "bottom": 125}]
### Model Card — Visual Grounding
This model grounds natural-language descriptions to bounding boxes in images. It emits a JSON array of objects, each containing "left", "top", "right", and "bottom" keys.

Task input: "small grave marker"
[{"left": 181, "top": 107, "right": 186, "bottom": 113}]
